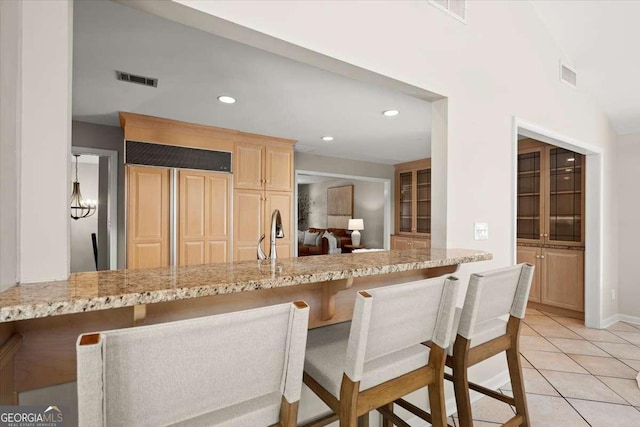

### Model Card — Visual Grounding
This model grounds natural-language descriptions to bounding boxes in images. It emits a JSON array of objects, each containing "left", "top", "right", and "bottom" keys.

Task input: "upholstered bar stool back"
[
  {"left": 77, "top": 301, "right": 309, "bottom": 427},
  {"left": 447, "top": 264, "right": 534, "bottom": 427},
  {"left": 303, "top": 276, "right": 460, "bottom": 427}
]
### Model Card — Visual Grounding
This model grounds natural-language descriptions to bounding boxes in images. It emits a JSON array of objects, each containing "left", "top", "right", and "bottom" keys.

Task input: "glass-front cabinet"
[
  {"left": 395, "top": 159, "right": 431, "bottom": 237},
  {"left": 517, "top": 145, "right": 584, "bottom": 246}
]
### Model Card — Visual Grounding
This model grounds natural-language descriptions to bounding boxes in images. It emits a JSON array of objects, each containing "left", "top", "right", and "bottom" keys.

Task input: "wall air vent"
[
  {"left": 560, "top": 62, "right": 577, "bottom": 87},
  {"left": 116, "top": 70, "right": 158, "bottom": 88},
  {"left": 428, "top": 0, "right": 467, "bottom": 23}
]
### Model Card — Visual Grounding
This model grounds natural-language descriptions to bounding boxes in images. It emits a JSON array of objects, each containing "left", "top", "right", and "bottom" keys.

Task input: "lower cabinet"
[
  {"left": 391, "top": 235, "right": 430, "bottom": 250},
  {"left": 517, "top": 246, "right": 584, "bottom": 312}
]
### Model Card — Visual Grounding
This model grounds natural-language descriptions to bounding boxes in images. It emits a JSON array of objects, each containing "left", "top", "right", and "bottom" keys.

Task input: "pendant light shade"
[{"left": 70, "top": 155, "right": 96, "bottom": 220}]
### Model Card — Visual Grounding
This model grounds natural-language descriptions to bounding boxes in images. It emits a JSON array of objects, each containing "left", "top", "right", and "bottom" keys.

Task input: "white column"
[
  {"left": 19, "top": 0, "right": 72, "bottom": 283},
  {"left": 0, "top": 0, "right": 21, "bottom": 291},
  {"left": 430, "top": 98, "right": 449, "bottom": 248}
]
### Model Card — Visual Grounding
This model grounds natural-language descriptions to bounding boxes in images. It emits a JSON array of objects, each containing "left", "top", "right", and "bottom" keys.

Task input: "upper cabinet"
[
  {"left": 517, "top": 140, "right": 584, "bottom": 246},
  {"left": 394, "top": 158, "right": 431, "bottom": 237},
  {"left": 234, "top": 135, "right": 294, "bottom": 192}
]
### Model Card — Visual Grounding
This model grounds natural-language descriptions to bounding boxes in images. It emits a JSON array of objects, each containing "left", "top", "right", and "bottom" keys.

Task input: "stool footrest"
[
  {"left": 377, "top": 405, "right": 412, "bottom": 427},
  {"left": 444, "top": 373, "right": 515, "bottom": 406},
  {"left": 298, "top": 412, "right": 339, "bottom": 427},
  {"left": 503, "top": 414, "right": 524, "bottom": 427}
]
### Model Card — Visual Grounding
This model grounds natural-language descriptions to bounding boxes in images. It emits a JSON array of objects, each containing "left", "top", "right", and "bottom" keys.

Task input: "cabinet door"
[
  {"left": 542, "top": 248, "right": 584, "bottom": 312},
  {"left": 265, "top": 146, "right": 293, "bottom": 192},
  {"left": 234, "top": 142, "right": 264, "bottom": 190},
  {"left": 517, "top": 148, "right": 545, "bottom": 244},
  {"left": 516, "top": 246, "right": 542, "bottom": 303},
  {"left": 391, "top": 236, "right": 412, "bottom": 250},
  {"left": 265, "top": 191, "right": 293, "bottom": 258},
  {"left": 546, "top": 147, "right": 584, "bottom": 246},
  {"left": 397, "top": 171, "right": 414, "bottom": 234},
  {"left": 233, "top": 189, "right": 264, "bottom": 261},
  {"left": 412, "top": 239, "right": 429, "bottom": 249},
  {"left": 415, "top": 168, "right": 431, "bottom": 235},
  {"left": 127, "top": 165, "right": 170, "bottom": 269},
  {"left": 178, "top": 171, "right": 230, "bottom": 266}
]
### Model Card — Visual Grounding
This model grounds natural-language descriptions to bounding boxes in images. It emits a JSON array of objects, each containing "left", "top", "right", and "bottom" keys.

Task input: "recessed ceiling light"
[
  {"left": 567, "top": 157, "right": 575, "bottom": 162},
  {"left": 321, "top": 136, "right": 334, "bottom": 142},
  {"left": 217, "top": 95, "right": 236, "bottom": 104},
  {"left": 383, "top": 110, "right": 399, "bottom": 117}
]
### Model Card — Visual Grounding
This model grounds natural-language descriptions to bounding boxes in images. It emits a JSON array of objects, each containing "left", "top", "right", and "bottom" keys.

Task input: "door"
[
  {"left": 265, "top": 146, "right": 293, "bottom": 192},
  {"left": 391, "top": 236, "right": 412, "bottom": 250},
  {"left": 516, "top": 246, "right": 542, "bottom": 303},
  {"left": 517, "top": 148, "right": 545, "bottom": 244},
  {"left": 411, "top": 239, "right": 429, "bottom": 249},
  {"left": 546, "top": 147, "right": 584, "bottom": 246},
  {"left": 233, "top": 189, "right": 264, "bottom": 261},
  {"left": 233, "top": 142, "right": 263, "bottom": 190},
  {"left": 127, "top": 165, "right": 170, "bottom": 269},
  {"left": 178, "top": 170, "right": 230, "bottom": 266},
  {"left": 415, "top": 168, "right": 431, "bottom": 235},
  {"left": 397, "top": 170, "right": 414, "bottom": 234},
  {"left": 542, "top": 248, "right": 584, "bottom": 312},
  {"left": 265, "top": 191, "right": 293, "bottom": 258}
]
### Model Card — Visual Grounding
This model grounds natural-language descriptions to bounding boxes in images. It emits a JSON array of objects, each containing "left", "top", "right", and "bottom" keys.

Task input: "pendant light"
[{"left": 70, "top": 155, "right": 96, "bottom": 220}]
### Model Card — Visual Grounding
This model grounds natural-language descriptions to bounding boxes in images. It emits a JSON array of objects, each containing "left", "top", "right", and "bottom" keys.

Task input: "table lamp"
[{"left": 348, "top": 218, "right": 364, "bottom": 246}]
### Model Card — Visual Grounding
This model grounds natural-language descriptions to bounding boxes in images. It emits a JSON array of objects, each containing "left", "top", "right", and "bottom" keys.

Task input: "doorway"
[
  {"left": 513, "top": 118, "right": 603, "bottom": 328},
  {"left": 71, "top": 147, "right": 118, "bottom": 271}
]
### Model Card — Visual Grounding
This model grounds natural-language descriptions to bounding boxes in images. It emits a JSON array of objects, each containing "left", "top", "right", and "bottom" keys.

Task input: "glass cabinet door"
[
  {"left": 548, "top": 148, "right": 583, "bottom": 243},
  {"left": 416, "top": 168, "right": 431, "bottom": 234},
  {"left": 398, "top": 171, "right": 413, "bottom": 233},
  {"left": 517, "top": 151, "right": 543, "bottom": 242}
]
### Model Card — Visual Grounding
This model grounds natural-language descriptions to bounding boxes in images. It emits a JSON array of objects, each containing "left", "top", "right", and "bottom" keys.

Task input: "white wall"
[
  {"left": 70, "top": 161, "right": 99, "bottom": 273},
  {"left": 617, "top": 133, "right": 640, "bottom": 322},
  {"left": 19, "top": 0, "right": 72, "bottom": 283},
  {"left": 171, "top": 0, "right": 619, "bottom": 320}
]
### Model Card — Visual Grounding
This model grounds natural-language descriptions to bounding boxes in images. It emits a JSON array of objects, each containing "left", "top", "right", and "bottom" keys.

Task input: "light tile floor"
[{"left": 449, "top": 308, "right": 640, "bottom": 427}]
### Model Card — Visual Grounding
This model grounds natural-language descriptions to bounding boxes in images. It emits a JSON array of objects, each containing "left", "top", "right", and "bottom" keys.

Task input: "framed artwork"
[{"left": 327, "top": 184, "right": 354, "bottom": 228}]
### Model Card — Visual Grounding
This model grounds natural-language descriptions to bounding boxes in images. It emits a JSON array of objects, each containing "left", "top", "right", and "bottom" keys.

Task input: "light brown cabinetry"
[
  {"left": 233, "top": 140, "right": 294, "bottom": 192},
  {"left": 517, "top": 138, "right": 585, "bottom": 314},
  {"left": 390, "top": 235, "right": 430, "bottom": 250},
  {"left": 127, "top": 166, "right": 170, "bottom": 269},
  {"left": 517, "top": 246, "right": 584, "bottom": 312},
  {"left": 394, "top": 158, "right": 431, "bottom": 239},
  {"left": 233, "top": 136, "right": 294, "bottom": 261},
  {"left": 178, "top": 170, "right": 230, "bottom": 266}
]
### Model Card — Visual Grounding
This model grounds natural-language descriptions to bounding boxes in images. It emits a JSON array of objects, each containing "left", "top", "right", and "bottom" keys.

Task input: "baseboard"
[
  {"left": 601, "top": 314, "right": 620, "bottom": 329},
  {"left": 617, "top": 314, "right": 640, "bottom": 326},
  {"left": 404, "top": 369, "right": 511, "bottom": 427}
]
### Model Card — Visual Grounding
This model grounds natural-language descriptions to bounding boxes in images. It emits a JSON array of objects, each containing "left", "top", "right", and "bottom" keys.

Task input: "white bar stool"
[
  {"left": 77, "top": 301, "right": 309, "bottom": 427},
  {"left": 301, "top": 276, "right": 460, "bottom": 427}
]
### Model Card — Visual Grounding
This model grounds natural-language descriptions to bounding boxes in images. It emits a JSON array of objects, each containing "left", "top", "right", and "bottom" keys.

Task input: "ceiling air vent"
[
  {"left": 116, "top": 70, "right": 158, "bottom": 88},
  {"left": 428, "top": 0, "right": 467, "bottom": 22},
  {"left": 560, "top": 62, "right": 577, "bottom": 87}
]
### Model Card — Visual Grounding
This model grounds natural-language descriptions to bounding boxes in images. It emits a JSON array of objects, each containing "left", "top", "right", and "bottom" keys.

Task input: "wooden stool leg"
[
  {"left": 452, "top": 337, "right": 473, "bottom": 427},
  {"left": 428, "top": 345, "right": 449, "bottom": 427},
  {"left": 381, "top": 403, "right": 393, "bottom": 427},
  {"left": 339, "top": 374, "right": 359, "bottom": 427},
  {"left": 507, "top": 318, "right": 530, "bottom": 427},
  {"left": 357, "top": 414, "right": 369, "bottom": 427}
]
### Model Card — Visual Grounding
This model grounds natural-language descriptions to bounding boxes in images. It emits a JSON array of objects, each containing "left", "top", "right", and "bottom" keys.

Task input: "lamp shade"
[{"left": 348, "top": 219, "right": 364, "bottom": 231}]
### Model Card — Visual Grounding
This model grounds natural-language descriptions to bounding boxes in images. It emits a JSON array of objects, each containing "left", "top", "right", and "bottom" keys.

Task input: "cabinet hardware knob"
[
  {"left": 540, "top": 234, "right": 544, "bottom": 237},
  {"left": 544, "top": 233, "right": 548, "bottom": 237},
  {"left": 541, "top": 255, "right": 545, "bottom": 259}
]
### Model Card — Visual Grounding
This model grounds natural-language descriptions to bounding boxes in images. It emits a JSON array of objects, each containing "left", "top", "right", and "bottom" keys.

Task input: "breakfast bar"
[{"left": 0, "top": 248, "right": 491, "bottom": 404}]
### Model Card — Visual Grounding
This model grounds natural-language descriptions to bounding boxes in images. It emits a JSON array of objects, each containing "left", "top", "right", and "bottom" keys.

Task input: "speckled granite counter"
[{"left": 0, "top": 248, "right": 490, "bottom": 322}]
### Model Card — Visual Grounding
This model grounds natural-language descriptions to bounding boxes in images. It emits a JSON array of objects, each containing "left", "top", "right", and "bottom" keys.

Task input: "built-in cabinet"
[
  {"left": 126, "top": 165, "right": 170, "bottom": 269},
  {"left": 232, "top": 136, "right": 294, "bottom": 261},
  {"left": 392, "top": 158, "right": 431, "bottom": 249},
  {"left": 517, "top": 138, "right": 585, "bottom": 314},
  {"left": 121, "top": 113, "right": 295, "bottom": 268}
]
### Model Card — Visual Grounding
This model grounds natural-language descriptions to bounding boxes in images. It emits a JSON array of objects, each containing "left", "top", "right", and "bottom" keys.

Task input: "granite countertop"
[{"left": 0, "top": 248, "right": 491, "bottom": 322}]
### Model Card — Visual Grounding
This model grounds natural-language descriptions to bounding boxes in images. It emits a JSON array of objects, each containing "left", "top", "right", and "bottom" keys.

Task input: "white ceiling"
[
  {"left": 531, "top": 0, "right": 640, "bottom": 135},
  {"left": 73, "top": 1, "right": 431, "bottom": 164}
]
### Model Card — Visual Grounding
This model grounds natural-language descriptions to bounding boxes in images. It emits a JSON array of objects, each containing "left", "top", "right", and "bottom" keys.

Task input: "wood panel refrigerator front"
[
  {"left": 127, "top": 166, "right": 170, "bottom": 269},
  {"left": 179, "top": 170, "right": 230, "bottom": 265}
]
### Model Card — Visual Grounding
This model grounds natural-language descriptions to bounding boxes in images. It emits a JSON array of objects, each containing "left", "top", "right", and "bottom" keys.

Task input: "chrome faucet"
[{"left": 257, "top": 209, "right": 284, "bottom": 261}]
